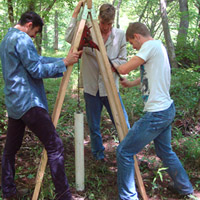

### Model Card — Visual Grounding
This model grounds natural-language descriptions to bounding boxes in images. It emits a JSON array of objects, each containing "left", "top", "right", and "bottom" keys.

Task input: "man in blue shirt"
[{"left": 0, "top": 11, "right": 81, "bottom": 200}]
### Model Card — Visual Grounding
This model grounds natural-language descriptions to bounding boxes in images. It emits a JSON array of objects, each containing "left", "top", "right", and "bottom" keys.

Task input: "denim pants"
[
  {"left": 84, "top": 91, "right": 130, "bottom": 160},
  {"left": 117, "top": 103, "right": 193, "bottom": 200},
  {"left": 1, "top": 107, "right": 71, "bottom": 200}
]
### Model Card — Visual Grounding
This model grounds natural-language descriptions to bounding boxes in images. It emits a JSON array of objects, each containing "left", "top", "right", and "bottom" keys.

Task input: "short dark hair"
[
  {"left": 18, "top": 11, "right": 44, "bottom": 32},
  {"left": 126, "top": 22, "right": 150, "bottom": 40}
]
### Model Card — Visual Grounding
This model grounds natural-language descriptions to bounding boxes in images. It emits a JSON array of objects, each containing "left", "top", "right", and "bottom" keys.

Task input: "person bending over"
[
  {"left": 116, "top": 22, "right": 194, "bottom": 200},
  {"left": 0, "top": 11, "right": 81, "bottom": 200}
]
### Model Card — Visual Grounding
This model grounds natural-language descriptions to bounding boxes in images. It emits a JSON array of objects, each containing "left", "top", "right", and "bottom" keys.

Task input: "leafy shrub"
[
  {"left": 175, "top": 42, "right": 199, "bottom": 68},
  {"left": 182, "top": 136, "right": 200, "bottom": 167},
  {"left": 170, "top": 67, "right": 200, "bottom": 119}
]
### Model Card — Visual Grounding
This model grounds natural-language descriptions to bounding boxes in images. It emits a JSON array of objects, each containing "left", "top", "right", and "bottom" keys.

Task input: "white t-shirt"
[{"left": 136, "top": 40, "right": 173, "bottom": 112}]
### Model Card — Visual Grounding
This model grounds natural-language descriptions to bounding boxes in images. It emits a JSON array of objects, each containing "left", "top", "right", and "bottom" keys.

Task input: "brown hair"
[
  {"left": 99, "top": 4, "right": 115, "bottom": 22},
  {"left": 126, "top": 22, "right": 150, "bottom": 40}
]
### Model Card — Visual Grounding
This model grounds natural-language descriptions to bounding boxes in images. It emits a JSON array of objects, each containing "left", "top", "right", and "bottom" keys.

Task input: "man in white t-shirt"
[{"left": 115, "top": 22, "right": 194, "bottom": 200}]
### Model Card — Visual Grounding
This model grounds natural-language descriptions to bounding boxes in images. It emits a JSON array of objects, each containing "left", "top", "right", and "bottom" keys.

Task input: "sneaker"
[
  {"left": 183, "top": 194, "right": 200, "bottom": 200},
  {"left": 167, "top": 182, "right": 179, "bottom": 194},
  {"left": 167, "top": 183, "right": 197, "bottom": 199}
]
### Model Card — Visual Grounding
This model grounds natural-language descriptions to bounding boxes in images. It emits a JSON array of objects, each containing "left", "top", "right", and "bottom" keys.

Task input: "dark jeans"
[
  {"left": 84, "top": 91, "right": 130, "bottom": 160},
  {"left": 1, "top": 107, "right": 71, "bottom": 200}
]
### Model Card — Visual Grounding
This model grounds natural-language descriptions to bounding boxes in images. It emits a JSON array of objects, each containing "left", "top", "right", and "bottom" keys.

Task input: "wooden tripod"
[{"left": 32, "top": 1, "right": 148, "bottom": 199}]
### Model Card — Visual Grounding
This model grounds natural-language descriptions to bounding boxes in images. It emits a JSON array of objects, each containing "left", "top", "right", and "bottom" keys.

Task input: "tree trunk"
[
  {"left": 160, "top": 0, "right": 178, "bottom": 68},
  {"left": 43, "top": 25, "right": 48, "bottom": 50},
  {"left": 36, "top": 33, "right": 42, "bottom": 55},
  {"left": 7, "top": 0, "right": 14, "bottom": 25},
  {"left": 42, "top": 0, "right": 57, "bottom": 18},
  {"left": 139, "top": 1, "right": 150, "bottom": 22},
  {"left": 195, "top": 1, "right": 200, "bottom": 65},
  {"left": 116, "top": 0, "right": 122, "bottom": 28},
  {"left": 198, "top": 21, "right": 200, "bottom": 66},
  {"left": 28, "top": 0, "right": 35, "bottom": 11},
  {"left": 54, "top": 10, "right": 59, "bottom": 51},
  {"left": 33, "top": 0, "right": 57, "bottom": 55},
  {"left": 177, "top": 0, "right": 189, "bottom": 48}
]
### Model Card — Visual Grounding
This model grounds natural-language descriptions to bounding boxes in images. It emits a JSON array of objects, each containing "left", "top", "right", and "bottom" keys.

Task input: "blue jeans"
[
  {"left": 117, "top": 103, "right": 193, "bottom": 200},
  {"left": 84, "top": 91, "right": 130, "bottom": 160},
  {"left": 1, "top": 107, "right": 71, "bottom": 200}
]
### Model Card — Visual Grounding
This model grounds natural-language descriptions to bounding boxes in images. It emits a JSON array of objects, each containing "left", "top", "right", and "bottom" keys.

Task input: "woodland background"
[{"left": 0, "top": 0, "right": 200, "bottom": 199}]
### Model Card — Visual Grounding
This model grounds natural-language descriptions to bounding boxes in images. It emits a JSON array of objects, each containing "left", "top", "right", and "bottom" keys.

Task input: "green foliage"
[
  {"left": 170, "top": 67, "right": 200, "bottom": 119},
  {"left": 119, "top": 69, "right": 143, "bottom": 124},
  {"left": 175, "top": 42, "right": 199, "bottom": 68},
  {"left": 41, "top": 1, "right": 74, "bottom": 51},
  {"left": 0, "top": 0, "right": 9, "bottom": 41},
  {"left": 1, "top": 0, "right": 200, "bottom": 197},
  {"left": 126, "top": 42, "right": 137, "bottom": 58},
  {"left": 0, "top": 49, "right": 200, "bottom": 198},
  {"left": 172, "top": 127, "right": 183, "bottom": 141},
  {"left": 42, "top": 51, "right": 85, "bottom": 136},
  {"left": 40, "top": 177, "right": 56, "bottom": 199},
  {"left": 120, "top": 86, "right": 143, "bottom": 124},
  {"left": 180, "top": 135, "right": 200, "bottom": 168},
  {"left": 152, "top": 167, "right": 168, "bottom": 191},
  {"left": 153, "top": 167, "right": 168, "bottom": 183}
]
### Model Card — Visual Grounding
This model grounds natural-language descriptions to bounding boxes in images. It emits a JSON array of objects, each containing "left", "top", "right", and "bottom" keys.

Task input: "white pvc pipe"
[{"left": 74, "top": 112, "right": 85, "bottom": 191}]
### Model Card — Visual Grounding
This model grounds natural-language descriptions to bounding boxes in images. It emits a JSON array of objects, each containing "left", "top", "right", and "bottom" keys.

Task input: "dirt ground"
[{"left": 0, "top": 119, "right": 200, "bottom": 200}]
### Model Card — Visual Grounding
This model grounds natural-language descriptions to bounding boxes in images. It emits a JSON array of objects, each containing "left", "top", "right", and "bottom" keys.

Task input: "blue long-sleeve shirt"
[{"left": 0, "top": 28, "right": 67, "bottom": 119}]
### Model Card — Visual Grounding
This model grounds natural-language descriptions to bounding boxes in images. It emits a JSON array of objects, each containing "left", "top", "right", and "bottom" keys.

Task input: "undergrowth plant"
[
  {"left": 181, "top": 136, "right": 200, "bottom": 167},
  {"left": 170, "top": 67, "right": 200, "bottom": 119},
  {"left": 0, "top": 51, "right": 200, "bottom": 199}
]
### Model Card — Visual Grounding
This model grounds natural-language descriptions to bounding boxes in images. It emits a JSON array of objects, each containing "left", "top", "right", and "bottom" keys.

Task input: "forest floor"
[{"left": 0, "top": 116, "right": 200, "bottom": 200}]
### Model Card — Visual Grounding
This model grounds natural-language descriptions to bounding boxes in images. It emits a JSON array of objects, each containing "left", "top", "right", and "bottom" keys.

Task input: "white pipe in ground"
[{"left": 74, "top": 112, "right": 84, "bottom": 191}]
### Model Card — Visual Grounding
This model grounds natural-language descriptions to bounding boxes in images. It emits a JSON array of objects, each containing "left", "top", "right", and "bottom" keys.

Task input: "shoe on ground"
[
  {"left": 167, "top": 182, "right": 198, "bottom": 199},
  {"left": 3, "top": 194, "right": 19, "bottom": 200},
  {"left": 3, "top": 188, "right": 29, "bottom": 200},
  {"left": 183, "top": 194, "right": 200, "bottom": 200}
]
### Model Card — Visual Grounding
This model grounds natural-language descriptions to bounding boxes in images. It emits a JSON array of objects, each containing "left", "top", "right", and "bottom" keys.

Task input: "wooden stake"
[
  {"left": 87, "top": 0, "right": 92, "bottom": 9},
  {"left": 90, "top": 18, "right": 148, "bottom": 200},
  {"left": 32, "top": 18, "right": 86, "bottom": 200},
  {"left": 32, "top": 1, "right": 148, "bottom": 199}
]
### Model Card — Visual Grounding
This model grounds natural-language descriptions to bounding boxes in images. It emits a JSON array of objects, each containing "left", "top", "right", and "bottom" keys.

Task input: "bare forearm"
[
  {"left": 117, "top": 56, "right": 144, "bottom": 75},
  {"left": 120, "top": 77, "right": 141, "bottom": 88},
  {"left": 130, "top": 77, "right": 141, "bottom": 87}
]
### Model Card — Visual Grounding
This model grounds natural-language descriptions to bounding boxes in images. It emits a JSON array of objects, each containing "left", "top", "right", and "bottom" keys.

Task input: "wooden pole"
[
  {"left": 32, "top": 17, "right": 87, "bottom": 200},
  {"left": 87, "top": 0, "right": 92, "bottom": 9},
  {"left": 90, "top": 18, "right": 148, "bottom": 200},
  {"left": 32, "top": 1, "right": 148, "bottom": 199}
]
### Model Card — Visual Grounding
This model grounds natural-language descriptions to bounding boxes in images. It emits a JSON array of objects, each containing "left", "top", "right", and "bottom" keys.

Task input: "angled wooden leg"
[
  {"left": 32, "top": 2, "right": 148, "bottom": 199},
  {"left": 90, "top": 18, "right": 148, "bottom": 200},
  {"left": 31, "top": 68, "right": 73, "bottom": 200},
  {"left": 32, "top": 18, "right": 87, "bottom": 200},
  {"left": 134, "top": 157, "right": 148, "bottom": 200}
]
